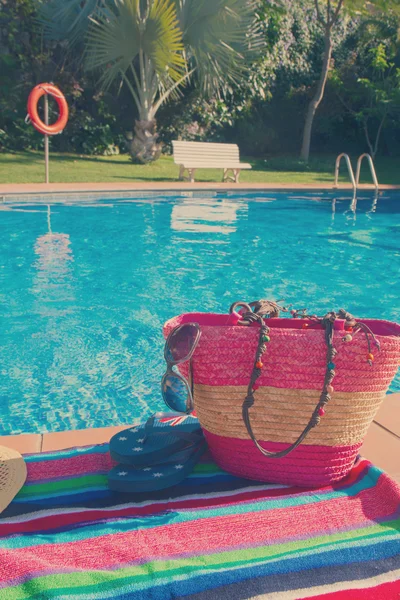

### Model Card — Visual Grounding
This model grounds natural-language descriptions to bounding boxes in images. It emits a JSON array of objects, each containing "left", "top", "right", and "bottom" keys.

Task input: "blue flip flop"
[
  {"left": 108, "top": 439, "right": 207, "bottom": 493},
  {"left": 109, "top": 412, "right": 203, "bottom": 466}
]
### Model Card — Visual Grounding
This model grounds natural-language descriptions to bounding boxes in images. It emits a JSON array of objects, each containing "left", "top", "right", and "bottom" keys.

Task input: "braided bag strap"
[{"left": 231, "top": 301, "right": 380, "bottom": 460}]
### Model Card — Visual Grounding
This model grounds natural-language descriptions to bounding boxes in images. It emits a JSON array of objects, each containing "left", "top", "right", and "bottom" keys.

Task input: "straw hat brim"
[{"left": 0, "top": 446, "right": 27, "bottom": 514}]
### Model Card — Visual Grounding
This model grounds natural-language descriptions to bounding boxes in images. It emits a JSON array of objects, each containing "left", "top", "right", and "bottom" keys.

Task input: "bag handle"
[{"left": 232, "top": 301, "right": 380, "bottom": 460}]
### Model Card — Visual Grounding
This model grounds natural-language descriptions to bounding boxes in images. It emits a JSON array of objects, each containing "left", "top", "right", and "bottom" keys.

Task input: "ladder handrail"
[
  {"left": 355, "top": 153, "right": 379, "bottom": 190},
  {"left": 334, "top": 153, "right": 356, "bottom": 190}
]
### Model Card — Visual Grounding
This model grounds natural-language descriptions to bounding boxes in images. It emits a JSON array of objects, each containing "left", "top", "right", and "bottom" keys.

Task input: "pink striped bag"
[{"left": 164, "top": 301, "right": 400, "bottom": 486}]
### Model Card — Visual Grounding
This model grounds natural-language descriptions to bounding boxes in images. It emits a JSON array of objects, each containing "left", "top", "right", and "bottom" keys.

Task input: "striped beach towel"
[{"left": 0, "top": 444, "right": 399, "bottom": 599}]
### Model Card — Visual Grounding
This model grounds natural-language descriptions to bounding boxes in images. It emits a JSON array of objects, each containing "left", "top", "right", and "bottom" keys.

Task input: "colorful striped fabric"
[{"left": 0, "top": 444, "right": 399, "bottom": 599}]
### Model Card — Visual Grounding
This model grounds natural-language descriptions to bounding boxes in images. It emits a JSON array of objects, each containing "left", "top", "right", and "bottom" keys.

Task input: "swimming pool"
[{"left": 1, "top": 190, "right": 399, "bottom": 435}]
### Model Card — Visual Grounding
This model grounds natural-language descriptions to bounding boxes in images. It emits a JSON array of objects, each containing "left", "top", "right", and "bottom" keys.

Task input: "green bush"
[{"left": 0, "top": 0, "right": 126, "bottom": 155}]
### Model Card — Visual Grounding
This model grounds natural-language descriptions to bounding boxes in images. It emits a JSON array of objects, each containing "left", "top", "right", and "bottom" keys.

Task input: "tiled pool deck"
[{"left": 1, "top": 393, "right": 399, "bottom": 483}]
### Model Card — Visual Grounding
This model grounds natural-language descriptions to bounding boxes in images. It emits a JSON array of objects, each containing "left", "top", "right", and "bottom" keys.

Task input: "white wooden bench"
[{"left": 172, "top": 141, "right": 251, "bottom": 183}]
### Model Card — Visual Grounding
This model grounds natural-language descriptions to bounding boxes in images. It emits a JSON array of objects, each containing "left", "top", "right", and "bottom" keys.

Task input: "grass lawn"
[{"left": 0, "top": 151, "right": 398, "bottom": 185}]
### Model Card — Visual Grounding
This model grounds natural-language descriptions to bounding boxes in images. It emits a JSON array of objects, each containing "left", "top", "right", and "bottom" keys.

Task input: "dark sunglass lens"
[
  {"left": 162, "top": 374, "right": 190, "bottom": 413},
  {"left": 164, "top": 345, "right": 174, "bottom": 362},
  {"left": 166, "top": 324, "right": 198, "bottom": 363}
]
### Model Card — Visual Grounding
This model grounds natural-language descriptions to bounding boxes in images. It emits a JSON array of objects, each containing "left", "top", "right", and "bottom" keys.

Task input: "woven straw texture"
[
  {"left": 195, "top": 384, "right": 386, "bottom": 446},
  {"left": 0, "top": 446, "right": 27, "bottom": 514},
  {"left": 163, "top": 313, "right": 400, "bottom": 485}
]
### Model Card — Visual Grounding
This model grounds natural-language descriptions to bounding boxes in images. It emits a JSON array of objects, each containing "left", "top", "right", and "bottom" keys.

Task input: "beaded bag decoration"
[{"left": 163, "top": 300, "right": 400, "bottom": 487}]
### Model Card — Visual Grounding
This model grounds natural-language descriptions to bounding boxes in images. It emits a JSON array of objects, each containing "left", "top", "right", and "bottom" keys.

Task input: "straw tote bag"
[{"left": 164, "top": 301, "right": 400, "bottom": 486}]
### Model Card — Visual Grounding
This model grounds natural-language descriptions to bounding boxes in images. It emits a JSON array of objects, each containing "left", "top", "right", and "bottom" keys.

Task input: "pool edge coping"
[{"left": 1, "top": 181, "right": 399, "bottom": 202}]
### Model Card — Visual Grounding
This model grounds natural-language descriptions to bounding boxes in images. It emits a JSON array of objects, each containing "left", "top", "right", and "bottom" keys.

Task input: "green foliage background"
[{"left": 0, "top": 0, "right": 399, "bottom": 157}]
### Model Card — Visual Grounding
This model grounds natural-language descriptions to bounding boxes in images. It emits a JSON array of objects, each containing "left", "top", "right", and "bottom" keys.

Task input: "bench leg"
[
  {"left": 223, "top": 168, "right": 240, "bottom": 183},
  {"left": 179, "top": 165, "right": 186, "bottom": 181},
  {"left": 223, "top": 168, "right": 234, "bottom": 183},
  {"left": 178, "top": 166, "right": 196, "bottom": 182}
]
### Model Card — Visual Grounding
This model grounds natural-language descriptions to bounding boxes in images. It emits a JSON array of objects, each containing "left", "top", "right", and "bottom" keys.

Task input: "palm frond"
[
  {"left": 144, "top": 0, "right": 186, "bottom": 81},
  {"left": 85, "top": 2, "right": 141, "bottom": 90},
  {"left": 85, "top": 0, "right": 186, "bottom": 117},
  {"left": 36, "top": 0, "right": 103, "bottom": 46},
  {"left": 175, "top": 0, "right": 264, "bottom": 95}
]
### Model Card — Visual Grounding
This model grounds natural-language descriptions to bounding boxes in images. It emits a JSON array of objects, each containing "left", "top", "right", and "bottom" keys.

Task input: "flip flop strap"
[
  {"left": 155, "top": 439, "right": 206, "bottom": 466},
  {"left": 143, "top": 416, "right": 202, "bottom": 444},
  {"left": 123, "top": 439, "right": 205, "bottom": 470}
]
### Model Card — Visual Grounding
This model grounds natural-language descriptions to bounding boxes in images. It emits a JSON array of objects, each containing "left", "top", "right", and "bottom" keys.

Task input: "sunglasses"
[{"left": 161, "top": 323, "right": 201, "bottom": 414}]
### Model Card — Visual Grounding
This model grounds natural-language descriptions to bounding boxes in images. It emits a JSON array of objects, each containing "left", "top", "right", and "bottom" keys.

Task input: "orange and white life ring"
[{"left": 27, "top": 83, "right": 69, "bottom": 135}]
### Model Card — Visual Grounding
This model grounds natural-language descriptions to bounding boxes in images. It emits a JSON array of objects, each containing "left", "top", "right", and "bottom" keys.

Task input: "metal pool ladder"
[
  {"left": 334, "top": 153, "right": 379, "bottom": 191},
  {"left": 355, "top": 153, "right": 379, "bottom": 190},
  {"left": 334, "top": 153, "right": 356, "bottom": 190}
]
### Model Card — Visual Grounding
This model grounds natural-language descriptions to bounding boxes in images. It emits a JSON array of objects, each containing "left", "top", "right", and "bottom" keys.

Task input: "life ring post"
[
  {"left": 26, "top": 83, "right": 69, "bottom": 184},
  {"left": 44, "top": 94, "right": 49, "bottom": 184}
]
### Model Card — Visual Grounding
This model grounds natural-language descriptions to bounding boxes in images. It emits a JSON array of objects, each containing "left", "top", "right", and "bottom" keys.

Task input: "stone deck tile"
[
  {"left": 361, "top": 422, "right": 400, "bottom": 483},
  {"left": 361, "top": 392, "right": 400, "bottom": 482},
  {"left": 0, "top": 433, "right": 42, "bottom": 455},
  {"left": 373, "top": 392, "right": 400, "bottom": 437},
  {"left": 41, "top": 423, "right": 133, "bottom": 452}
]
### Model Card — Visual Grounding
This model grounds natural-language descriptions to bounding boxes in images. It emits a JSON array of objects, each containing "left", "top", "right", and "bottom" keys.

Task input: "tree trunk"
[
  {"left": 300, "top": 27, "right": 333, "bottom": 162},
  {"left": 128, "top": 119, "right": 162, "bottom": 164},
  {"left": 372, "top": 112, "right": 387, "bottom": 159},
  {"left": 363, "top": 120, "right": 375, "bottom": 158}
]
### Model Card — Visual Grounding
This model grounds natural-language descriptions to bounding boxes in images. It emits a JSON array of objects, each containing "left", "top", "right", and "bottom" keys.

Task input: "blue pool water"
[{"left": 1, "top": 190, "right": 399, "bottom": 435}]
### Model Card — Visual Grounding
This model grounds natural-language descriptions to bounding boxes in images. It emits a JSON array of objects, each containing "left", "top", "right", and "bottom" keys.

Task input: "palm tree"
[{"left": 39, "top": 0, "right": 261, "bottom": 163}]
